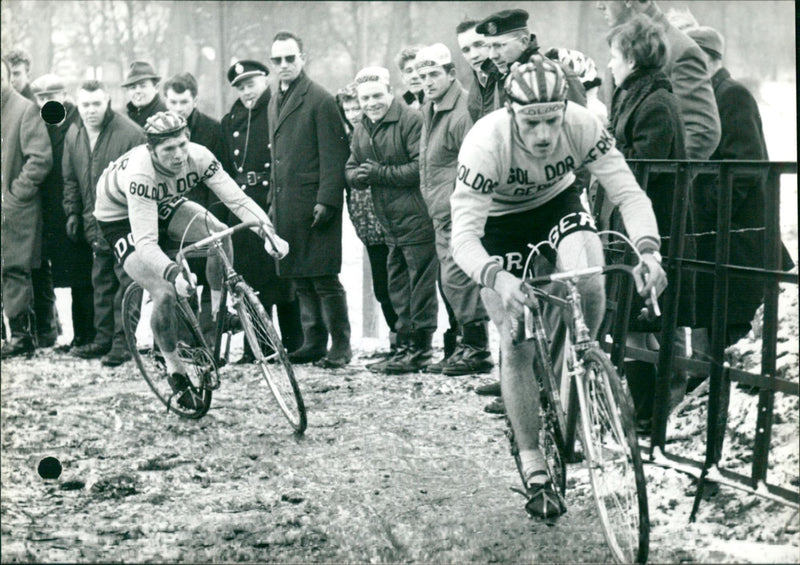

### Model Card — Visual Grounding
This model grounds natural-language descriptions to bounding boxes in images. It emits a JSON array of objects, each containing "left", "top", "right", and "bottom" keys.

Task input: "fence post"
[
  {"left": 651, "top": 161, "right": 689, "bottom": 451},
  {"left": 691, "top": 162, "right": 733, "bottom": 520},
  {"left": 752, "top": 164, "right": 782, "bottom": 485}
]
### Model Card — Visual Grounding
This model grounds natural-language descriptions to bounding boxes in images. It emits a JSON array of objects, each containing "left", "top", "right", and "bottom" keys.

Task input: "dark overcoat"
[
  {"left": 40, "top": 102, "right": 93, "bottom": 287},
  {"left": 609, "top": 68, "right": 695, "bottom": 330},
  {"left": 693, "top": 67, "right": 794, "bottom": 327},
  {"left": 268, "top": 72, "right": 349, "bottom": 278}
]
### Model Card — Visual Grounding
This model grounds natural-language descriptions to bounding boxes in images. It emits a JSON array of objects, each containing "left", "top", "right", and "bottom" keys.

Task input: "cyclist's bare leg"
[
  {"left": 480, "top": 287, "right": 545, "bottom": 482},
  {"left": 166, "top": 201, "right": 232, "bottom": 315},
  {"left": 555, "top": 230, "right": 606, "bottom": 336},
  {"left": 123, "top": 250, "right": 186, "bottom": 375}
]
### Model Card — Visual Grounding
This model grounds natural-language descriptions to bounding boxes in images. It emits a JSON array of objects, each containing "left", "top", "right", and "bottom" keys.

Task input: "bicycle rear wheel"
[
  {"left": 578, "top": 346, "right": 649, "bottom": 563},
  {"left": 233, "top": 282, "right": 307, "bottom": 434},
  {"left": 122, "top": 283, "right": 215, "bottom": 419}
]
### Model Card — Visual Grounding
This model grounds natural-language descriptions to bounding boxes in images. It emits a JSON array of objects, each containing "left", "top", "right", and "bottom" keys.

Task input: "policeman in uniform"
[{"left": 220, "top": 60, "right": 302, "bottom": 360}]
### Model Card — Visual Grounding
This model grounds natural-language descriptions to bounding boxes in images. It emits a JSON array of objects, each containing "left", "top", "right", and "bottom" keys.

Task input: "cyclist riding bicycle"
[
  {"left": 93, "top": 111, "right": 289, "bottom": 410},
  {"left": 451, "top": 54, "right": 667, "bottom": 518}
]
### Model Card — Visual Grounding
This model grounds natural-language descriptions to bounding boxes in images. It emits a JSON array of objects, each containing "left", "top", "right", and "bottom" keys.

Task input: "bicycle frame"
[
  {"left": 521, "top": 263, "right": 640, "bottom": 463},
  {"left": 174, "top": 220, "right": 271, "bottom": 365}
]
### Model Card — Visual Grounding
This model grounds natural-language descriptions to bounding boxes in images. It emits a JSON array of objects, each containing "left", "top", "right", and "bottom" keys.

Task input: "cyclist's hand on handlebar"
[
  {"left": 633, "top": 253, "right": 667, "bottom": 297},
  {"left": 174, "top": 271, "right": 197, "bottom": 298},
  {"left": 264, "top": 231, "right": 289, "bottom": 260},
  {"left": 493, "top": 271, "right": 529, "bottom": 319}
]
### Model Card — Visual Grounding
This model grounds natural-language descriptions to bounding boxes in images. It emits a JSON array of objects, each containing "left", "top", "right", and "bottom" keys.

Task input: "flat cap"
[
  {"left": 354, "top": 66, "right": 391, "bottom": 87},
  {"left": 686, "top": 26, "right": 725, "bottom": 59},
  {"left": 476, "top": 9, "right": 529, "bottom": 37},
  {"left": 30, "top": 73, "right": 66, "bottom": 95},
  {"left": 227, "top": 60, "right": 269, "bottom": 86},
  {"left": 414, "top": 43, "right": 453, "bottom": 70},
  {"left": 121, "top": 61, "right": 161, "bottom": 87}
]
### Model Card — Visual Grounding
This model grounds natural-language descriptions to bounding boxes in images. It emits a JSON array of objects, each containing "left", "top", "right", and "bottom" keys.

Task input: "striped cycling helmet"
[
  {"left": 144, "top": 111, "right": 188, "bottom": 146},
  {"left": 504, "top": 53, "right": 568, "bottom": 106}
]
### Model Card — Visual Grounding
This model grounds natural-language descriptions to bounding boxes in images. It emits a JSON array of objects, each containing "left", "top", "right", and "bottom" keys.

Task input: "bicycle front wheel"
[
  {"left": 233, "top": 282, "right": 307, "bottom": 434},
  {"left": 122, "top": 283, "right": 215, "bottom": 419},
  {"left": 578, "top": 346, "right": 649, "bottom": 564}
]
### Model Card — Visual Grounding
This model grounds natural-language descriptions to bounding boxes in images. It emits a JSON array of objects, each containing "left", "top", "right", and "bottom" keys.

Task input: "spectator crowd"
[{"left": 1, "top": 1, "right": 793, "bottom": 428}]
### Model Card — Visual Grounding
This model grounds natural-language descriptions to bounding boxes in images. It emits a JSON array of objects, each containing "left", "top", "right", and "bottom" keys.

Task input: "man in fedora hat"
[{"left": 122, "top": 61, "right": 166, "bottom": 128}]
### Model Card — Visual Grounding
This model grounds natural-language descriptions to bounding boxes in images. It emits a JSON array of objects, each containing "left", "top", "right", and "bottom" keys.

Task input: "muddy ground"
[{"left": 1, "top": 324, "right": 798, "bottom": 563}]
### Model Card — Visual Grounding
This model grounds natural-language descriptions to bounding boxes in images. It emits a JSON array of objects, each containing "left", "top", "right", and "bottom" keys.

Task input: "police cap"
[{"left": 227, "top": 60, "right": 269, "bottom": 86}]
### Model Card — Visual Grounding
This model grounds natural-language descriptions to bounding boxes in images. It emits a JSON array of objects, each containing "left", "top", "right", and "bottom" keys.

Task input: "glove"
[
  {"left": 66, "top": 214, "right": 80, "bottom": 242},
  {"left": 174, "top": 271, "right": 197, "bottom": 298},
  {"left": 265, "top": 233, "right": 289, "bottom": 259},
  {"left": 362, "top": 159, "right": 382, "bottom": 184},
  {"left": 311, "top": 203, "right": 335, "bottom": 228}
]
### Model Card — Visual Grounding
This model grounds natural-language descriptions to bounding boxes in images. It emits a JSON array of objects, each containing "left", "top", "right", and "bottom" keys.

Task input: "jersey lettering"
[
  {"left": 457, "top": 164, "right": 497, "bottom": 194},
  {"left": 583, "top": 129, "right": 615, "bottom": 165},
  {"left": 129, "top": 181, "right": 161, "bottom": 200},
  {"left": 544, "top": 156, "right": 575, "bottom": 181},
  {"left": 506, "top": 167, "right": 531, "bottom": 185}
]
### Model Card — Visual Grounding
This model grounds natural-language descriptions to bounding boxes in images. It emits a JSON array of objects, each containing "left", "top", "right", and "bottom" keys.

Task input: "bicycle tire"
[
  {"left": 577, "top": 346, "right": 649, "bottom": 564},
  {"left": 233, "top": 282, "right": 307, "bottom": 434},
  {"left": 122, "top": 283, "right": 215, "bottom": 419}
]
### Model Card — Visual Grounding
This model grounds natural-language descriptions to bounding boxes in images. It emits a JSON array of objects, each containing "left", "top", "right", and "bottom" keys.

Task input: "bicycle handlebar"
[
  {"left": 175, "top": 220, "right": 274, "bottom": 265},
  {"left": 524, "top": 263, "right": 661, "bottom": 318}
]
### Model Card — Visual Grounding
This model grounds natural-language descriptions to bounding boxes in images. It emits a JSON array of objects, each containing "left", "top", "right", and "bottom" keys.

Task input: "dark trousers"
[
  {"left": 91, "top": 245, "right": 131, "bottom": 348},
  {"left": 32, "top": 260, "right": 57, "bottom": 336},
  {"left": 365, "top": 244, "right": 399, "bottom": 332},
  {"left": 70, "top": 283, "right": 96, "bottom": 344},
  {"left": 386, "top": 240, "right": 438, "bottom": 334}
]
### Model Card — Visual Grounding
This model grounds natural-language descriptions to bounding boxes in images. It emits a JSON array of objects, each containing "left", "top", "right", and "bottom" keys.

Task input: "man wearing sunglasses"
[{"left": 267, "top": 31, "right": 353, "bottom": 369}]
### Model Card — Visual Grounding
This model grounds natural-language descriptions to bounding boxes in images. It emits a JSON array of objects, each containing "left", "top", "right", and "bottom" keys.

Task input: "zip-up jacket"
[
  {"left": 345, "top": 98, "right": 434, "bottom": 246},
  {"left": 419, "top": 79, "right": 472, "bottom": 222},
  {"left": 62, "top": 106, "right": 145, "bottom": 245}
]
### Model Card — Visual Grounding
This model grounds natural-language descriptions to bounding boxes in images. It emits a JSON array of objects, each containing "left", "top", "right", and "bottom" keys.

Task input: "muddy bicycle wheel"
[
  {"left": 233, "top": 282, "right": 307, "bottom": 434},
  {"left": 122, "top": 283, "right": 215, "bottom": 419},
  {"left": 578, "top": 346, "right": 649, "bottom": 564}
]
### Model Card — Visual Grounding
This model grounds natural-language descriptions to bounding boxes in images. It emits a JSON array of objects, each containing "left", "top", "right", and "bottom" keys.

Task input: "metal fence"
[{"left": 597, "top": 159, "right": 798, "bottom": 516}]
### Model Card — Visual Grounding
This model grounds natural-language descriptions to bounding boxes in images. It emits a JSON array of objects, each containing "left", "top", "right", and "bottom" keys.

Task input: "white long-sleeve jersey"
[
  {"left": 450, "top": 103, "right": 661, "bottom": 288},
  {"left": 94, "top": 142, "right": 273, "bottom": 281}
]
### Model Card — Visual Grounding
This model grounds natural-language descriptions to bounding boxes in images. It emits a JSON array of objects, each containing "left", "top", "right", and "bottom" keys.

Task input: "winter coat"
[
  {"left": 602, "top": 6, "right": 720, "bottom": 160},
  {"left": 62, "top": 106, "right": 145, "bottom": 246},
  {"left": 609, "top": 68, "right": 695, "bottom": 330},
  {"left": 39, "top": 102, "right": 92, "bottom": 287},
  {"left": 1, "top": 85, "right": 53, "bottom": 272},
  {"left": 419, "top": 79, "right": 472, "bottom": 222},
  {"left": 220, "top": 88, "right": 293, "bottom": 303},
  {"left": 467, "top": 58, "right": 502, "bottom": 123},
  {"left": 345, "top": 98, "right": 434, "bottom": 247},
  {"left": 268, "top": 72, "right": 349, "bottom": 278},
  {"left": 335, "top": 97, "right": 386, "bottom": 247},
  {"left": 693, "top": 67, "right": 794, "bottom": 327},
  {"left": 126, "top": 93, "right": 167, "bottom": 129},
  {"left": 185, "top": 108, "right": 224, "bottom": 209}
]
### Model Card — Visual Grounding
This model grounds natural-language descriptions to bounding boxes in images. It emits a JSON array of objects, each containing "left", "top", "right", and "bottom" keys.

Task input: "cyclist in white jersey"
[
  {"left": 94, "top": 111, "right": 288, "bottom": 409},
  {"left": 451, "top": 55, "right": 667, "bottom": 518}
]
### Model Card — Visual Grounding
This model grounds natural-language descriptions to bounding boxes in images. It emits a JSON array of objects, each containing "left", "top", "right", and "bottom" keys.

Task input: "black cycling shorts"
[
  {"left": 480, "top": 186, "right": 596, "bottom": 277},
  {"left": 98, "top": 196, "right": 188, "bottom": 265}
]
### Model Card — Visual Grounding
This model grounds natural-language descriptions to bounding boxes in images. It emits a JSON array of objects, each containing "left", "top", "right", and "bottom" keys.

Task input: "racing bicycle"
[
  {"left": 121, "top": 220, "right": 307, "bottom": 433},
  {"left": 506, "top": 231, "right": 654, "bottom": 563}
]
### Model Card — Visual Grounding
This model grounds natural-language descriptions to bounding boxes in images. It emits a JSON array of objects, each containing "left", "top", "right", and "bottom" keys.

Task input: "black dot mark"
[
  {"left": 41, "top": 100, "right": 66, "bottom": 125},
  {"left": 37, "top": 456, "right": 62, "bottom": 479}
]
